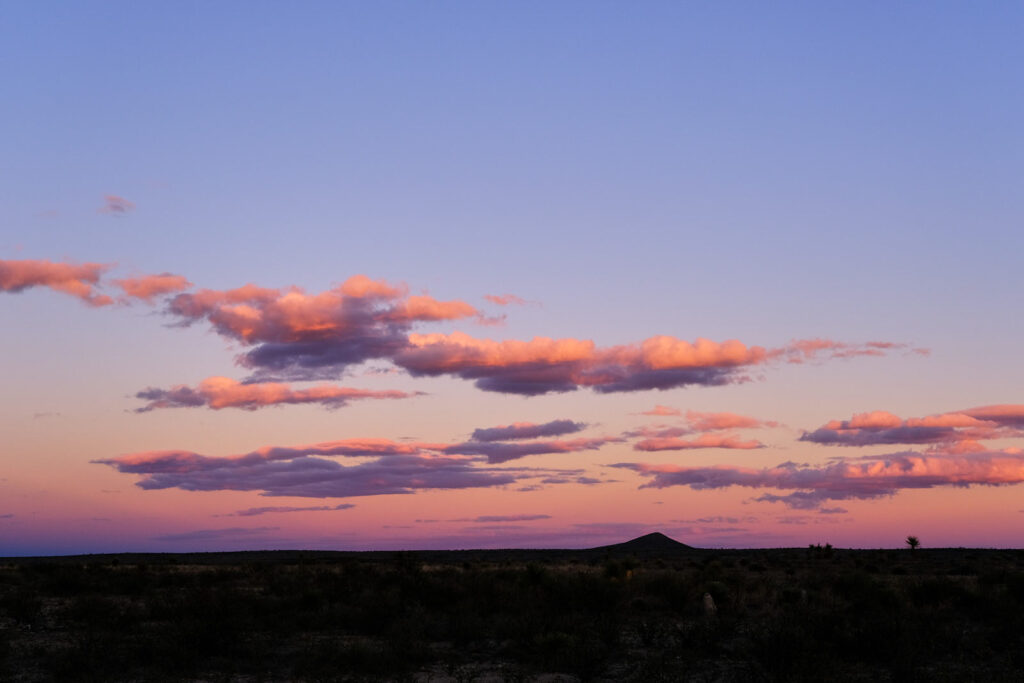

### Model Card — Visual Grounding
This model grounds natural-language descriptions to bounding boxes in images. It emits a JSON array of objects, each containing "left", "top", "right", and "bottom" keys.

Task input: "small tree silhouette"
[{"left": 906, "top": 535, "right": 920, "bottom": 550}]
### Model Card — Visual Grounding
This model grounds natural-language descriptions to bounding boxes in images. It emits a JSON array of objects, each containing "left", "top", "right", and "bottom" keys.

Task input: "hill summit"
[{"left": 593, "top": 531, "right": 693, "bottom": 552}]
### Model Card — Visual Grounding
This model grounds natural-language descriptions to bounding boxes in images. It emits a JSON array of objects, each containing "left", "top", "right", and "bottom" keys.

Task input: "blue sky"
[{"left": 2, "top": 3, "right": 1023, "bottom": 553}]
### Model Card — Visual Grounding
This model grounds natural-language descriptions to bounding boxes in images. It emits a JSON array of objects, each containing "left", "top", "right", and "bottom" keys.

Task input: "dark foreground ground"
[{"left": 1, "top": 545, "right": 1023, "bottom": 681}]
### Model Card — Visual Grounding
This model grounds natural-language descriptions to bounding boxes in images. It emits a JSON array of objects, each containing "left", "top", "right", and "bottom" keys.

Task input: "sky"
[{"left": 2, "top": 2, "right": 1023, "bottom": 555}]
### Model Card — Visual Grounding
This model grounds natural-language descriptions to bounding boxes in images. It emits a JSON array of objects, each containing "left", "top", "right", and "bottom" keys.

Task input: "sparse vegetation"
[
  {"left": 0, "top": 545, "right": 1021, "bottom": 681},
  {"left": 907, "top": 535, "right": 921, "bottom": 550}
]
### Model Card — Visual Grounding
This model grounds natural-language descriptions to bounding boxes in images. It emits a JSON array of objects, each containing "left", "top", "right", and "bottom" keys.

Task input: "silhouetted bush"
[{"left": 1, "top": 548, "right": 1023, "bottom": 680}]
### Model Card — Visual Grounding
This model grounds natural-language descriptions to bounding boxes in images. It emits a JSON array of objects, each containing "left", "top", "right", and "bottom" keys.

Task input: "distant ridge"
[{"left": 593, "top": 532, "right": 693, "bottom": 552}]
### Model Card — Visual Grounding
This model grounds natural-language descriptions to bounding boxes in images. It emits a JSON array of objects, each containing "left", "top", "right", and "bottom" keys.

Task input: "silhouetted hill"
[{"left": 593, "top": 531, "right": 693, "bottom": 552}]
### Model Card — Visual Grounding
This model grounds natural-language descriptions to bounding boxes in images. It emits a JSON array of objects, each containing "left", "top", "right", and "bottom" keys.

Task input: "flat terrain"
[{"left": 1, "top": 543, "right": 1023, "bottom": 681}]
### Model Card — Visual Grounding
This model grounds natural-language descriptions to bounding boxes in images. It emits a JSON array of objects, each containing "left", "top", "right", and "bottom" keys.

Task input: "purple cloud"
[
  {"left": 98, "top": 195, "right": 135, "bottom": 215},
  {"left": 230, "top": 503, "right": 356, "bottom": 517},
  {"left": 445, "top": 436, "right": 619, "bottom": 464},
  {"left": 471, "top": 514, "right": 551, "bottom": 522},
  {"left": 613, "top": 449, "right": 1024, "bottom": 509},
  {"left": 95, "top": 436, "right": 595, "bottom": 499},
  {"left": 471, "top": 419, "right": 585, "bottom": 442},
  {"left": 133, "top": 376, "right": 418, "bottom": 412},
  {"left": 800, "top": 407, "right": 1024, "bottom": 447}
]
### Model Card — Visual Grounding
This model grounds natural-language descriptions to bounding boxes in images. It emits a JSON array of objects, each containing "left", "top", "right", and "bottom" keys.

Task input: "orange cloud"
[
  {"left": 394, "top": 332, "right": 916, "bottom": 395},
  {"left": 685, "top": 411, "right": 778, "bottom": 431},
  {"left": 802, "top": 405, "right": 1024, "bottom": 447},
  {"left": 338, "top": 274, "right": 405, "bottom": 299},
  {"left": 114, "top": 273, "right": 193, "bottom": 303},
  {"left": 641, "top": 405, "right": 681, "bottom": 416},
  {"left": 167, "top": 276, "right": 481, "bottom": 378},
  {"left": 634, "top": 433, "right": 765, "bottom": 451},
  {"left": 5, "top": 257, "right": 917, "bottom": 396},
  {"left": 773, "top": 338, "right": 928, "bottom": 363},
  {"left": 395, "top": 332, "right": 766, "bottom": 394},
  {"left": 95, "top": 437, "right": 590, "bottom": 498},
  {"left": 389, "top": 295, "right": 479, "bottom": 322},
  {"left": 447, "top": 436, "right": 620, "bottom": 464},
  {"left": 0, "top": 258, "right": 114, "bottom": 306},
  {"left": 134, "top": 376, "right": 420, "bottom": 412},
  {"left": 962, "top": 405, "right": 1024, "bottom": 427},
  {"left": 613, "top": 450, "right": 1024, "bottom": 509},
  {"left": 104, "top": 438, "right": 430, "bottom": 473},
  {"left": 484, "top": 294, "right": 527, "bottom": 306}
]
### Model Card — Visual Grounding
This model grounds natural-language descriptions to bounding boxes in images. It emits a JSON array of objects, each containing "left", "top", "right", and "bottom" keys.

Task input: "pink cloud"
[
  {"left": 624, "top": 411, "right": 776, "bottom": 445},
  {"left": 394, "top": 332, "right": 915, "bottom": 395},
  {"left": 5, "top": 258, "right": 917, "bottom": 397},
  {"left": 801, "top": 405, "right": 1024, "bottom": 447},
  {"left": 773, "top": 338, "right": 929, "bottom": 363},
  {"left": 613, "top": 449, "right": 1024, "bottom": 509},
  {"left": 388, "top": 295, "right": 479, "bottom": 322},
  {"left": 229, "top": 504, "right": 355, "bottom": 516},
  {"left": 446, "top": 436, "right": 621, "bottom": 464},
  {"left": 114, "top": 273, "right": 192, "bottom": 303},
  {"left": 394, "top": 332, "right": 768, "bottom": 395},
  {"left": 338, "top": 274, "right": 405, "bottom": 299},
  {"left": 0, "top": 258, "right": 114, "bottom": 306},
  {"left": 685, "top": 410, "right": 778, "bottom": 431},
  {"left": 470, "top": 514, "right": 550, "bottom": 522},
  {"left": 470, "top": 419, "right": 585, "bottom": 442},
  {"left": 633, "top": 433, "right": 765, "bottom": 451},
  {"left": 484, "top": 294, "right": 528, "bottom": 306},
  {"left": 95, "top": 437, "right": 590, "bottom": 498},
  {"left": 166, "top": 276, "right": 481, "bottom": 380},
  {"left": 641, "top": 405, "right": 681, "bottom": 416},
  {"left": 962, "top": 405, "right": 1024, "bottom": 427},
  {"left": 134, "top": 376, "right": 419, "bottom": 412},
  {"left": 98, "top": 195, "right": 135, "bottom": 215}
]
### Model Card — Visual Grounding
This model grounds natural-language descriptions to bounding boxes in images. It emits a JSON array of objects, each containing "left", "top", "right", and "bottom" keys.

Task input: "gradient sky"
[{"left": 2, "top": 2, "right": 1023, "bottom": 555}]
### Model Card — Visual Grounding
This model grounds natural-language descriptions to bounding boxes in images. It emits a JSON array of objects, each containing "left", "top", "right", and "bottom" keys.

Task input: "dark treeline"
[{"left": 1, "top": 546, "right": 1023, "bottom": 681}]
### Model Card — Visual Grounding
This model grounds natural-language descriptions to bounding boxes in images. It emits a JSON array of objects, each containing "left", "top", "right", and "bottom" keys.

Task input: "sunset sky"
[{"left": 2, "top": 3, "right": 1023, "bottom": 555}]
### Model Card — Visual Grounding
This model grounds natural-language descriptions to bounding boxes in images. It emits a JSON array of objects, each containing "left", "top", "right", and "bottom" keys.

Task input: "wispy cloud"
[
  {"left": 684, "top": 411, "right": 778, "bottom": 431},
  {"left": 98, "top": 195, "right": 135, "bottom": 215},
  {"left": 673, "top": 515, "right": 758, "bottom": 524},
  {"left": 625, "top": 411, "right": 775, "bottom": 444},
  {"left": 1, "top": 259, "right": 195, "bottom": 308},
  {"left": 95, "top": 437, "right": 591, "bottom": 498},
  {"left": 782, "top": 338, "right": 929, "bottom": 362},
  {"left": 640, "top": 405, "right": 681, "bottom": 416},
  {"left": 395, "top": 333, "right": 914, "bottom": 396},
  {"left": 471, "top": 420, "right": 585, "bottom": 442},
  {"left": 4, "top": 258, "right": 922, "bottom": 401},
  {"left": 613, "top": 449, "right": 1024, "bottom": 510},
  {"left": 633, "top": 433, "right": 764, "bottom": 451},
  {"left": 484, "top": 294, "right": 528, "bottom": 306},
  {"left": 800, "top": 406, "right": 1024, "bottom": 447},
  {"left": 395, "top": 333, "right": 767, "bottom": 395},
  {"left": 0, "top": 258, "right": 113, "bottom": 306},
  {"left": 416, "top": 514, "right": 552, "bottom": 523},
  {"left": 228, "top": 504, "right": 355, "bottom": 517},
  {"left": 114, "top": 273, "right": 192, "bottom": 303},
  {"left": 153, "top": 527, "right": 278, "bottom": 542},
  {"left": 446, "top": 436, "right": 621, "bottom": 464},
  {"left": 134, "top": 376, "right": 419, "bottom": 412},
  {"left": 471, "top": 514, "right": 551, "bottom": 522}
]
